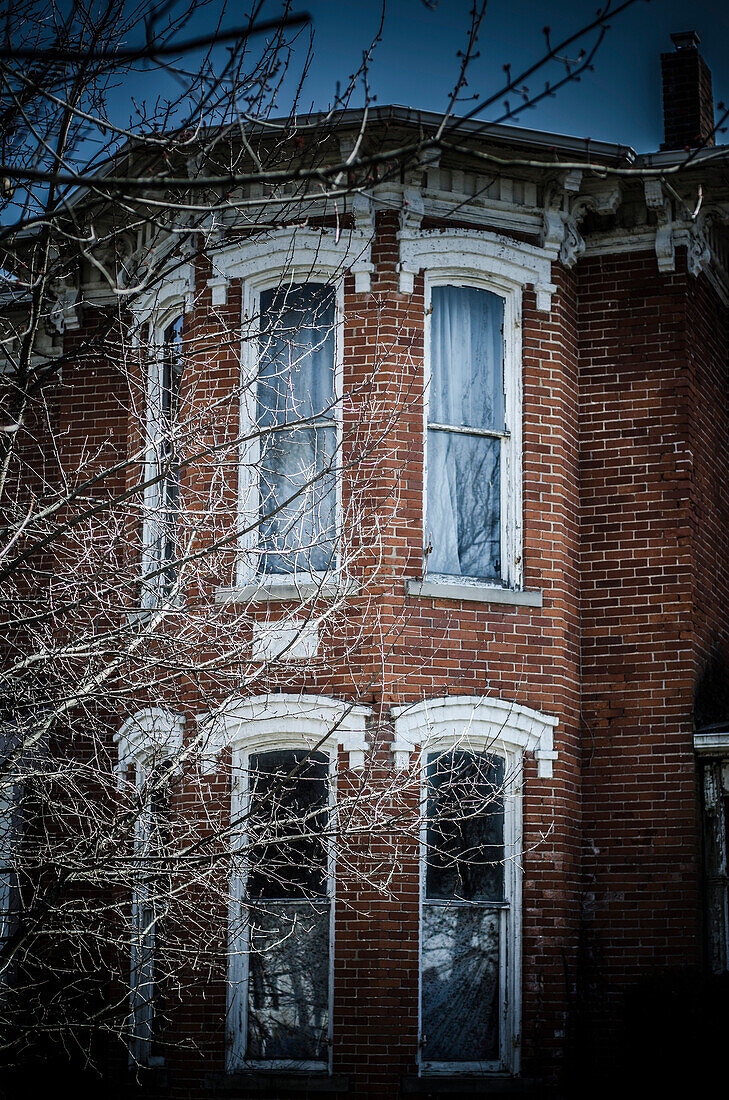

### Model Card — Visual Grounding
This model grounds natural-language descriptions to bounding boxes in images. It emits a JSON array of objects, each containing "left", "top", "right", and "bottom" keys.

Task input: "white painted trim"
[
  {"left": 115, "top": 707, "right": 185, "bottom": 778},
  {"left": 211, "top": 224, "right": 374, "bottom": 297},
  {"left": 398, "top": 226, "right": 554, "bottom": 311},
  {"left": 422, "top": 272, "right": 524, "bottom": 591},
  {"left": 197, "top": 693, "right": 370, "bottom": 772},
  {"left": 141, "top": 304, "right": 186, "bottom": 607},
  {"left": 406, "top": 578, "right": 542, "bottom": 606},
  {"left": 133, "top": 265, "right": 195, "bottom": 332},
  {"left": 214, "top": 577, "right": 360, "bottom": 605},
  {"left": 391, "top": 695, "right": 559, "bottom": 778},
  {"left": 695, "top": 728, "right": 729, "bottom": 756},
  {"left": 236, "top": 272, "right": 345, "bottom": 589}
]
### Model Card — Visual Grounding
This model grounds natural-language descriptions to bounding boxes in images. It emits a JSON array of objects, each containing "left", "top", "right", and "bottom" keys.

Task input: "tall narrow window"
[
  {"left": 144, "top": 314, "right": 183, "bottom": 600},
  {"left": 421, "top": 750, "right": 507, "bottom": 1069},
  {"left": 130, "top": 763, "right": 171, "bottom": 1065},
  {"left": 238, "top": 749, "right": 331, "bottom": 1065},
  {"left": 426, "top": 285, "right": 506, "bottom": 583},
  {"left": 257, "top": 283, "right": 337, "bottom": 576}
]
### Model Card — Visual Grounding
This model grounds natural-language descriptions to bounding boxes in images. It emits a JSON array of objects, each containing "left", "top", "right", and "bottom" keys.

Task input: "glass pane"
[
  {"left": 421, "top": 904, "right": 500, "bottom": 1062},
  {"left": 247, "top": 902, "right": 330, "bottom": 1061},
  {"left": 429, "top": 285, "right": 504, "bottom": 431},
  {"left": 258, "top": 425, "right": 337, "bottom": 574},
  {"left": 426, "top": 751, "right": 504, "bottom": 902},
  {"left": 247, "top": 751, "right": 329, "bottom": 901},
  {"left": 426, "top": 429, "right": 500, "bottom": 580},
  {"left": 258, "top": 283, "right": 336, "bottom": 426}
]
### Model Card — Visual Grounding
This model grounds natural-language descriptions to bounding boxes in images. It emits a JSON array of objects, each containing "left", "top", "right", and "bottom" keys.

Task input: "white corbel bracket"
[
  {"left": 644, "top": 178, "right": 676, "bottom": 274},
  {"left": 196, "top": 693, "right": 371, "bottom": 772},
  {"left": 49, "top": 283, "right": 80, "bottom": 333},
  {"left": 391, "top": 695, "right": 559, "bottom": 778}
]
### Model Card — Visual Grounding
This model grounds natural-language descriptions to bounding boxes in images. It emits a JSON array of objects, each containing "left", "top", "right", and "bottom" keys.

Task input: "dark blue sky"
[
  {"left": 112, "top": 0, "right": 729, "bottom": 153},
  {"left": 289, "top": 0, "right": 729, "bottom": 150}
]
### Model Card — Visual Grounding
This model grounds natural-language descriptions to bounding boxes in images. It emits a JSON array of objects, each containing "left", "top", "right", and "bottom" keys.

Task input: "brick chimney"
[{"left": 661, "top": 31, "right": 715, "bottom": 150}]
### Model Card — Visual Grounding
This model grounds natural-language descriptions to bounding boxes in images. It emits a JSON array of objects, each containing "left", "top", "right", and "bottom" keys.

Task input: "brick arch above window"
[
  {"left": 196, "top": 693, "right": 371, "bottom": 770},
  {"left": 207, "top": 223, "right": 375, "bottom": 303},
  {"left": 390, "top": 694, "right": 558, "bottom": 777},
  {"left": 115, "top": 706, "right": 185, "bottom": 779},
  {"left": 397, "top": 225, "right": 555, "bottom": 309}
]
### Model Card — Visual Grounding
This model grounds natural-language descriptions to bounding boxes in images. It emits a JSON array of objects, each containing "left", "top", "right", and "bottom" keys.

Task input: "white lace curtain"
[{"left": 427, "top": 285, "right": 504, "bottom": 580}]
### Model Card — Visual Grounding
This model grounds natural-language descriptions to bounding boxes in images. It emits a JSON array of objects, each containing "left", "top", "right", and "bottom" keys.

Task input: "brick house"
[{"left": 4, "top": 29, "right": 729, "bottom": 1100}]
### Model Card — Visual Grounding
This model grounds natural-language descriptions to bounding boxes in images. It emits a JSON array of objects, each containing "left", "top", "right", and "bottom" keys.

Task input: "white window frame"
[
  {"left": 236, "top": 273, "right": 345, "bottom": 588},
  {"left": 141, "top": 302, "right": 187, "bottom": 607},
  {"left": 391, "top": 695, "right": 559, "bottom": 1078},
  {"left": 197, "top": 694, "right": 369, "bottom": 1075},
  {"left": 115, "top": 707, "right": 185, "bottom": 1066},
  {"left": 423, "top": 271, "right": 522, "bottom": 591}
]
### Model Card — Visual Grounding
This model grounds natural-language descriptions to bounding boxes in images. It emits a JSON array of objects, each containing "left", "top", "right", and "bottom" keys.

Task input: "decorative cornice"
[{"left": 390, "top": 694, "right": 559, "bottom": 778}]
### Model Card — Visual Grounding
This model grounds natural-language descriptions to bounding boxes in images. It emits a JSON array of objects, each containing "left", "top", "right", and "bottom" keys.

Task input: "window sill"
[
  {"left": 208, "top": 1071, "right": 348, "bottom": 1094},
  {"left": 215, "top": 577, "right": 359, "bottom": 605},
  {"left": 405, "top": 579, "right": 542, "bottom": 607}
]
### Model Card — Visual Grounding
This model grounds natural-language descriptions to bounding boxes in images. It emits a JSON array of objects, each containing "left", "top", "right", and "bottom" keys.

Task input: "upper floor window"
[
  {"left": 425, "top": 282, "right": 520, "bottom": 589},
  {"left": 143, "top": 313, "right": 183, "bottom": 601},
  {"left": 247, "top": 281, "right": 338, "bottom": 579}
]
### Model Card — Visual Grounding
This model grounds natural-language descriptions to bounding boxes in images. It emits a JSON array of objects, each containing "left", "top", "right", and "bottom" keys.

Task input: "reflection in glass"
[
  {"left": 426, "top": 430, "right": 500, "bottom": 579},
  {"left": 421, "top": 904, "right": 500, "bottom": 1062},
  {"left": 244, "top": 750, "right": 331, "bottom": 1062}
]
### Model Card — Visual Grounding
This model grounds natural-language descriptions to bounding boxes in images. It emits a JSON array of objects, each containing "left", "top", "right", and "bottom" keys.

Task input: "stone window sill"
[
  {"left": 215, "top": 578, "right": 359, "bottom": 605},
  {"left": 405, "top": 578, "right": 542, "bottom": 607}
]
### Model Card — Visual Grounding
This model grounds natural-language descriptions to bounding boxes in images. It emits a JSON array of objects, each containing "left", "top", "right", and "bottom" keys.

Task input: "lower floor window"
[
  {"left": 232, "top": 748, "right": 332, "bottom": 1066},
  {"left": 421, "top": 750, "right": 507, "bottom": 1068}
]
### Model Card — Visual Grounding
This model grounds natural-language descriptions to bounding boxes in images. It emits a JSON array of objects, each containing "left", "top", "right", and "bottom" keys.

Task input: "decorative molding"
[
  {"left": 398, "top": 225, "right": 554, "bottom": 309},
  {"left": 115, "top": 707, "right": 185, "bottom": 780},
  {"left": 210, "top": 224, "right": 374, "bottom": 294},
  {"left": 214, "top": 577, "right": 360, "bottom": 605},
  {"left": 133, "top": 264, "right": 195, "bottom": 331},
  {"left": 390, "top": 695, "right": 559, "bottom": 777},
  {"left": 644, "top": 178, "right": 675, "bottom": 273},
  {"left": 49, "top": 281, "right": 80, "bottom": 333},
  {"left": 197, "top": 693, "right": 370, "bottom": 771},
  {"left": 694, "top": 726, "right": 729, "bottom": 757}
]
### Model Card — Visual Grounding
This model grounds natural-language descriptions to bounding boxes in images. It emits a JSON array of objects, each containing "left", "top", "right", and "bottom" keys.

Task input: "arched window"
[
  {"left": 392, "top": 695, "right": 558, "bottom": 1076},
  {"left": 197, "top": 693, "right": 369, "bottom": 1073}
]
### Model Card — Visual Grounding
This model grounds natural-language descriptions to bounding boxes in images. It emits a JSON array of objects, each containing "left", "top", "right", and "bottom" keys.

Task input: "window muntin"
[
  {"left": 426, "top": 284, "right": 508, "bottom": 584},
  {"left": 256, "top": 283, "right": 337, "bottom": 577},
  {"left": 239, "top": 748, "right": 332, "bottom": 1065},
  {"left": 421, "top": 749, "right": 508, "bottom": 1070}
]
